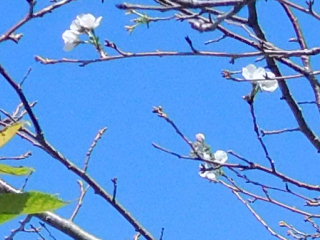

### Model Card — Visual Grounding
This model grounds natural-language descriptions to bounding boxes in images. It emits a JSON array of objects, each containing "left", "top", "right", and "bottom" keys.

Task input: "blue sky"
[{"left": 1, "top": 1, "right": 320, "bottom": 240}]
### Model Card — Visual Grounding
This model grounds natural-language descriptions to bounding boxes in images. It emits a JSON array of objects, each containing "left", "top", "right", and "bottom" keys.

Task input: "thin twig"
[
  {"left": 70, "top": 180, "right": 90, "bottom": 221},
  {"left": 0, "top": 0, "right": 75, "bottom": 43},
  {"left": 0, "top": 65, "right": 44, "bottom": 140},
  {"left": 260, "top": 128, "right": 300, "bottom": 136},
  {"left": 228, "top": 186, "right": 288, "bottom": 240},
  {"left": 0, "top": 151, "right": 32, "bottom": 161},
  {"left": 4, "top": 215, "right": 33, "bottom": 240},
  {"left": 152, "top": 106, "right": 198, "bottom": 155},
  {"left": 39, "top": 222, "right": 57, "bottom": 240},
  {"left": 248, "top": 101, "right": 276, "bottom": 171},
  {"left": 84, "top": 127, "right": 107, "bottom": 172}
]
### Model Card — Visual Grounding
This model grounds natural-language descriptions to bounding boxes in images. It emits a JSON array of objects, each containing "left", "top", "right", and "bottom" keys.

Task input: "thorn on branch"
[
  {"left": 159, "top": 227, "right": 164, "bottom": 240},
  {"left": 229, "top": 57, "right": 236, "bottom": 64},
  {"left": 185, "top": 36, "right": 198, "bottom": 53},
  {"left": 111, "top": 177, "right": 118, "bottom": 203},
  {"left": 306, "top": 0, "right": 315, "bottom": 14},
  {"left": 26, "top": 0, "right": 36, "bottom": 15}
]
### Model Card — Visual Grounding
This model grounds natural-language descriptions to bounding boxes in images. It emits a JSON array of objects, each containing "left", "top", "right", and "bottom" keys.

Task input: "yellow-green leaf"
[
  {"left": 0, "top": 122, "right": 26, "bottom": 148},
  {"left": 0, "top": 214, "right": 18, "bottom": 224},
  {"left": 0, "top": 191, "right": 68, "bottom": 224},
  {"left": 0, "top": 164, "right": 34, "bottom": 176}
]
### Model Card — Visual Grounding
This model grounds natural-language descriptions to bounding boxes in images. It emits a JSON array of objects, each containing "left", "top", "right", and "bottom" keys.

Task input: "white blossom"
[
  {"left": 195, "top": 133, "right": 205, "bottom": 142},
  {"left": 202, "top": 152, "right": 211, "bottom": 161},
  {"left": 62, "top": 30, "right": 80, "bottom": 51},
  {"left": 70, "top": 13, "right": 103, "bottom": 33},
  {"left": 199, "top": 166, "right": 217, "bottom": 181},
  {"left": 242, "top": 64, "right": 278, "bottom": 92},
  {"left": 214, "top": 150, "right": 228, "bottom": 164},
  {"left": 199, "top": 150, "right": 228, "bottom": 182}
]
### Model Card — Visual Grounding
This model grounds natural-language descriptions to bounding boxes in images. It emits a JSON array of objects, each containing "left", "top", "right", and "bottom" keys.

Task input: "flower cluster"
[
  {"left": 242, "top": 64, "right": 278, "bottom": 92},
  {"left": 62, "top": 13, "right": 103, "bottom": 51},
  {"left": 192, "top": 133, "right": 228, "bottom": 182}
]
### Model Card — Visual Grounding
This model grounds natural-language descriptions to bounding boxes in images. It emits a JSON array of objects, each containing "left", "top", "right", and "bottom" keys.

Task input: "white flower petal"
[
  {"left": 242, "top": 64, "right": 278, "bottom": 92},
  {"left": 62, "top": 30, "right": 80, "bottom": 51},
  {"left": 266, "top": 71, "right": 276, "bottom": 79},
  {"left": 203, "top": 152, "right": 211, "bottom": 161},
  {"left": 214, "top": 150, "right": 228, "bottom": 164},
  {"left": 253, "top": 67, "right": 266, "bottom": 80},
  {"left": 94, "top": 16, "right": 103, "bottom": 28},
  {"left": 63, "top": 42, "right": 77, "bottom": 51},
  {"left": 258, "top": 80, "right": 279, "bottom": 92},
  {"left": 195, "top": 133, "right": 205, "bottom": 142},
  {"left": 242, "top": 64, "right": 257, "bottom": 80},
  {"left": 258, "top": 71, "right": 278, "bottom": 92},
  {"left": 199, "top": 170, "right": 217, "bottom": 181},
  {"left": 62, "top": 30, "right": 78, "bottom": 41},
  {"left": 205, "top": 172, "right": 217, "bottom": 181},
  {"left": 75, "top": 13, "right": 103, "bottom": 30},
  {"left": 70, "top": 19, "right": 82, "bottom": 33}
]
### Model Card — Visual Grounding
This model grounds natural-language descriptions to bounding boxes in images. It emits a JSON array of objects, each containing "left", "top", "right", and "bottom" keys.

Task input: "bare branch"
[
  {"left": 0, "top": 151, "right": 32, "bottom": 161},
  {"left": 0, "top": 0, "right": 76, "bottom": 43}
]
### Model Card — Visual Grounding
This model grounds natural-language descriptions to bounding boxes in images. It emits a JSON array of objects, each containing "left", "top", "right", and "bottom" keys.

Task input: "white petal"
[
  {"left": 258, "top": 80, "right": 279, "bottom": 92},
  {"left": 70, "top": 19, "right": 82, "bottom": 33},
  {"left": 242, "top": 64, "right": 257, "bottom": 80},
  {"left": 94, "top": 16, "right": 103, "bottom": 28},
  {"left": 258, "top": 71, "right": 278, "bottom": 92},
  {"left": 64, "top": 42, "right": 77, "bottom": 51},
  {"left": 199, "top": 170, "right": 217, "bottom": 181},
  {"left": 195, "top": 133, "right": 205, "bottom": 142},
  {"left": 266, "top": 71, "right": 276, "bottom": 79},
  {"left": 76, "top": 13, "right": 102, "bottom": 30},
  {"left": 253, "top": 67, "right": 266, "bottom": 80},
  {"left": 62, "top": 30, "right": 79, "bottom": 51},
  {"left": 206, "top": 172, "right": 217, "bottom": 181},
  {"left": 203, "top": 152, "right": 211, "bottom": 161},
  {"left": 214, "top": 150, "right": 228, "bottom": 164},
  {"left": 62, "top": 30, "right": 79, "bottom": 41}
]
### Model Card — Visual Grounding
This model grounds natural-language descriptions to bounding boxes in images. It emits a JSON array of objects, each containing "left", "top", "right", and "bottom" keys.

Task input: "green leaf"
[
  {"left": 0, "top": 214, "right": 18, "bottom": 224},
  {"left": 0, "top": 121, "right": 29, "bottom": 148},
  {"left": 0, "top": 191, "right": 68, "bottom": 224},
  {"left": 0, "top": 164, "right": 35, "bottom": 176}
]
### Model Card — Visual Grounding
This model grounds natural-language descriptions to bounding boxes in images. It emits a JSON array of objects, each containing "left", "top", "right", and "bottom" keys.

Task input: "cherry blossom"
[
  {"left": 62, "top": 30, "right": 80, "bottom": 51},
  {"left": 242, "top": 64, "right": 278, "bottom": 92},
  {"left": 70, "top": 13, "right": 103, "bottom": 33}
]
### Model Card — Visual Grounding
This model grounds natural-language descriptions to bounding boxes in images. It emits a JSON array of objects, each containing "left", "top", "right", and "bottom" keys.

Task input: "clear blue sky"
[{"left": 1, "top": 1, "right": 320, "bottom": 239}]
